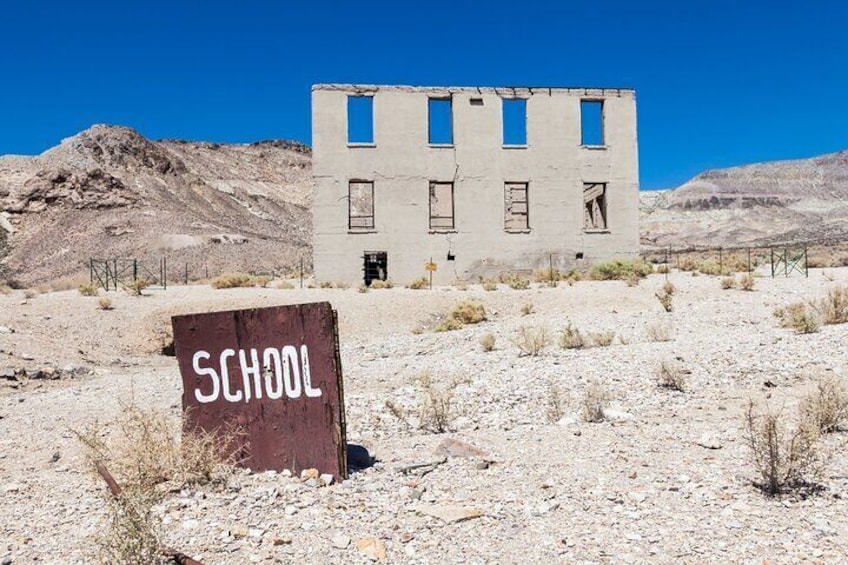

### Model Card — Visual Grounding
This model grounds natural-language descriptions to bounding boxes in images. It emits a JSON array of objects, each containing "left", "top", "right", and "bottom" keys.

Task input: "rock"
[
  {"left": 285, "top": 505, "right": 298, "bottom": 516},
  {"left": 436, "top": 438, "right": 488, "bottom": 459},
  {"left": 182, "top": 519, "right": 199, "bottom": 530},
  {"left": 49, "top": 451, "right": 61, "bottom": 463},
  {"left": 0, "top": 326, "right": 13, "bottom": 334},
  {"left": 0, "top": 368, "right": 17, "bottom": 381},
  {"left": 556, "top": 416, "right": 577, "bottom": 427},
  {"left": 332, "top": 533, "right": 351, "bottom": 549},
  {"left": 697, "top": 432, "right": 722, "bottom": 450},
  {"left": 1, "top": 557, "right": 11, "bottom": 565},
  {"left": 414, "top": 503, "right": 483, "bottom": 524},
  {"left": 21, "top": 354, "right": 34, "bottom": 361},
  {"left": 603, "top": 408, "right": 634, "bottom": 422},
  {"left": 320, "top": 473, "right": 334, "bottom": 486},
  {"left": 355, "top": 537, "right": 386, "bottom": 561},
  {"left": 272, "top": 536, "right": 292, "bottom": 545},
  {"left": 347, "top": 443, "right": 374, "bottom": 469},
  {"left": 301, "top": 468, "right": 320, "bottom": 480},
  {"left": 304, "top": 478, "right": 321, "bottom": 488}
]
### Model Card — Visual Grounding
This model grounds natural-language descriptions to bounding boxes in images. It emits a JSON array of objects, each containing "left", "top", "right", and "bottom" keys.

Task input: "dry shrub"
[
  {"left": 656, "top": 264, "right": 670, "bottom": 274},
  {"left": 123, "top": 279, "right": 150, "bottom": 296},
  {"left": 590, "top": 259, "right": 653, "bottom": 281},
  {"left": 818, "top": 285, "right": 848, "bottom": 325},
  {"left": 744, "top": 400, "right": 823, "bottom": 496},
  {"left": 656, "top": 358, "right": 688, "bottom": 392},
  {"left": 720, "top": 276, "right": 736, "bottom": 290},
  {"left": 210, "top": 273, "right": 254, "bottom": 289},
  {"left": 450, "top": 300, "right": 487, "bottom": 324},
  {"left": 546, "top": 382, "right": 565, "bottom": 423},
  {"left": 738, "top": 272, "right": 756, "bottom": 291},
  {"left": 514, "top": 326, "right": 551, "bottom": 356},
  {"left": 435, "top": 317, "right": 464, "bottom": 332},
  {"left": 407, "top": 276, "right": 429, "bottom": 290},
  {"left": 482, "top": 280, "right": 498, "bottom": 291},
  {"left": 520, "top": 301, "right": 535, "bottom": 316},
  {"left": 626, "top": 272, "right": 641, "bottom": 287},
  {"left": 453, "top": 280, "right": 468, "bottom": 291},
  {"left": 774, "top": 302, "right": 821, "bottom": 334},
  {"left": 79, "top": 283, "right": 100, "bottom": 296},
  {"left": 645, "top": 320, "right": 674, "bottom": 342},
  {"left": 655, "top": 288, "right": 673, "bottom": 312},
  {"left": 799, "top": 375, "right": 848, "bottom": 434},
  {"left": 319, "top": 281, "right": 334, "bottom": 289},
  {"left": 697, "top": 259, "right": 723, "bottom": 276},
  {"left": 384, "top": 399, "right": 410, "bottom": 428},
  {"left": 358, "top": 284, "right": 369, "bottom": 293},
  {"left": 559, "top": 323, "right": 586, "bottom": 349},
  {"left": 507, "top": 276, "right": 530, "bottom": 290},
  {"left": 277, "top": 280, "right": 295, "bottom": 289},
  {"left": 416, "top": 372, "right": 468, "bottom": 433},
  {"left": 370, "top": 279, "right": 394, "bottom": 289},
  {"left": 23, "top": 288, "right": 37, "bottom": 299},
  {"left": 98, "top": 297, "right": 114, "bottom": 311},
  {"left": 588, "top": 330, "right": 615, "bottom": 347},
  {"left": 75, "top": 400, "right": 243, "bottom": 563},
  {"left": 254, "top": 275, "right": 272, "bottom": 288},
  {"left": 479, "top": 332, "right": 496, "bottom": 352},
  {"left": 661, "top": 280, "right": 675, "bottom": 295},
  {"left": 532, "top": 268, "right": 560, "bottom": 285},
  {"left": 580, "top": 380, "right": 610, "bottom": 423}
]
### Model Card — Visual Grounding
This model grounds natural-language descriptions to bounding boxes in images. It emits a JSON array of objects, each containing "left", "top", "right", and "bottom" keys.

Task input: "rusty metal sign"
[
  {"left": 171, "top": 302, "right": 347, "bottom": 481},
  {"left": 425, "top": 261, "right": 437, "bottom": 272}
]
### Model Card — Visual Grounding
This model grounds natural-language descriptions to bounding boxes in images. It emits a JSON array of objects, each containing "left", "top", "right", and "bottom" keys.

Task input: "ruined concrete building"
[{"left": 312, "top": 84, "right": 639, "bottom": 285}]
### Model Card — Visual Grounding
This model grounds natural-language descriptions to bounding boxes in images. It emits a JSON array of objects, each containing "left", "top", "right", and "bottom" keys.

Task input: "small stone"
[
  {"left": 355, "top": 537, "right": 386, "bottom": 561},
  {"left": 556, "top": 416, "right": 577, "bottom": 427},
  {"left": 0, "top": 326, "right": 13, "bottom": 334},
  {"left": 332, "top": 533, "right": 351, "bottom": 549},
  {"left": 285, "top": 505, "right": 298, "bottom": 516},
  {"left": 273, "top": 536, "right": 292, "bottom": 546},
  {"left": 436, "top": 438, "right": 488, "bottom": 458},
  {"left": 281, "top": 469, "right": 292, "bottom": 478},
  {"left": 182, "top": 519, "right": 199, "bottom": 530},
  {"left": 1, "top": 557, "right": 11, "bottom": 565},
  {"left": 305, "top": 478, "right": 320, "bottom": 488},
  {"left": 415, "top": 503, "right": 483, "bottom": 524},
  {"left": 248, "top": 528, "right": 264, "bottom": 539},
  {"left": 320, "top": 473, "right": 334, "bottom": 486},
  {"left": 49, "top": 451, "right": 61, "bottom": 463},
  {"left": 21, "top": 353, "right": 34, "bottom": 361},
  {"left": 301, "top": 468, "right": 320, "bottom": 480},
  {"left": 697, "top": 432, "right": 722, "bottom": 450}
]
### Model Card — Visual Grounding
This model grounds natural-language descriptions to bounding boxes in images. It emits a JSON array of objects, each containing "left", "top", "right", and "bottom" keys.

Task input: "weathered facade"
[{"left": 312, "top": 84, "right": 639, "bottom": 285}]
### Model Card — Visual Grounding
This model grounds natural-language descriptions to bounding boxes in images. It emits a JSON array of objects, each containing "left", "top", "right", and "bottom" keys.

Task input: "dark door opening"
[{"left": 363, "top": 252, "right": 388, "bottom": 286}]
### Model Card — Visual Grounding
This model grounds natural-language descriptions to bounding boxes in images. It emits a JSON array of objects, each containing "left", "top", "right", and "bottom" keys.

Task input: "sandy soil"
[{"left": 1, "top": 269, "right": 848, "bottom": 564}]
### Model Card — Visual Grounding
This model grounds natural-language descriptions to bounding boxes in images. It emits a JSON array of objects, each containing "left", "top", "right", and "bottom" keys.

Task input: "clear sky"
[{"left": 1, "top": 0, "right": 846, "bottom": 189}]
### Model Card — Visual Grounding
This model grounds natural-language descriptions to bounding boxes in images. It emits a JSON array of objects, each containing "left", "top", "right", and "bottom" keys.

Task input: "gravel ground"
[{"left": 2, "top": 268, "right": 848, "bottom": 564}]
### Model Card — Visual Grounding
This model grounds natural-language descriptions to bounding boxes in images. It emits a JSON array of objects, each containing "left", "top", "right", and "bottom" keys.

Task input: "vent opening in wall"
[
  {"left": 470, "top": 97, "right": 484, "bottom": 106},
  {"left": 576, "top": 252, "right": 584, "bottom": 260},
  {"left": 447, "top": 251, "right": 455, "bottom": 261}
]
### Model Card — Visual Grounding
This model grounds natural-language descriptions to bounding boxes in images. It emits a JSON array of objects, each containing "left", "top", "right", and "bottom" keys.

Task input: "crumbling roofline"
[{"left": 312, "top": 84, "right": 635, "bottom": 97}]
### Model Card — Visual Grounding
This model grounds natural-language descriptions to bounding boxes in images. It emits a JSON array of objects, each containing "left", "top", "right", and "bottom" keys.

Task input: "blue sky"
[{"left": 1, "top": 0, "right": 846, "bottom": 189}]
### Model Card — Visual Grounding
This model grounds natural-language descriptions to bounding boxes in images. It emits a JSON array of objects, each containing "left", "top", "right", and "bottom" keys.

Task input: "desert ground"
[{"left": 1, "top": 268, "right": 848, "bottom": 564}]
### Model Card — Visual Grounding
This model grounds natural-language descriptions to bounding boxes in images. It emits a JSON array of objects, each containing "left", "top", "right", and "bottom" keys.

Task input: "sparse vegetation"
[
  {"left": 123, "top": 279, "right": 150, "bottom": 296},
  {"left": 253, "top": 275, "right": 272, "bottom": 288},
  {"left": 774, "top": 302, "right": 821, "bottom": 334},
  {"left": 319, "top": 281, "right": 333, "bottom": 289},
  {"left": 407, "top": 276, "right": 429, "bottom": 290},
  {"left": 546, "top": 382, "right": 565, "bottom": 423},
  {"left": 720, "top": 276, "right": 736, "bottom": 290},
  {"left": 79, "top": 283, "right": 100, "bottom": 296},
  {"left": 738, "top": 272, "right": 756, "bottom": 291},
  {"left": 277, "top": 280, "right": 296, "bottom": 289},
  {"left": 416, "top": 372, "right": 468, "bottom": 433},
  {"left": 370, "top": 279, "right": 394, "bottom": 289},
  {"left": 661, "top": 280, "right": 675, "bottom": 295},
  {"left": 520, "top": 301, "right": 535, "bottom": 316},
  {"left": 655, "top": 288, "right": 673, "bottom": 312},
  {"left": 514, "top": 326, "right": 551, "bottom": 356},
  {"left": 559, "top": 323, "right": 586, "bottom": 349},
  {"left": 817, "top": 285, "right": 848, "bottom": 325},
  {"left": 590, "top": 259, "right": 653, "bottom": 281},
  {"left": 656, "top": 358, "right": 688, "bottom": 392},
  {"left": 744, "top": 400, "right": 822, "bottom": 496},
  {"left": 580, "top": 380, "right": 610, "bottom": 423},
  {"left": 506, "top": 276, "right": 530, "bottom": 290},
  {"left": 482, "top": 280, "right": 498, "bottom": 291},
  {"left": 479, "top": 332, "right": 496, "bottom": 352},
  {"left": 210, "top": 273, "right": 254, "bottom": 289},
  {"left": 799, "top": 375, "right": 848, "bottom": 434},
  {"left": 436, "top": 300, "right": 487, "bottom": 332},
  {"left": 23, "top": 288, "right": 37, "bottom": 299},
  {"left": 588, "top": 330, "right": 615, "bottom": 347},
  {"left": 98, "top": 297, "right": 114, "bottom": 310},
  {"left": 645, "top": 320, "right": 674, "bottom": 342}
]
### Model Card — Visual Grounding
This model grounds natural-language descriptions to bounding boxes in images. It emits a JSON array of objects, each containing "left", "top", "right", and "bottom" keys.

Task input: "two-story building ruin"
[{"left": 311, "top": 84, "right": 639, "bottom": 285}]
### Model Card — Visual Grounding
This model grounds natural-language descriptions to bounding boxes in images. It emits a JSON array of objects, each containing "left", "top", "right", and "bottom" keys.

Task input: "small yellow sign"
[{"left": 425, "top": 262, "right": 437, "bottom": 272}]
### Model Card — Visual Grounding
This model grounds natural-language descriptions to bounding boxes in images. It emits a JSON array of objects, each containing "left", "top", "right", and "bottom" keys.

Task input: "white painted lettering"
[
  {"left": 192, "top": 350, "right": 220, "bottom": 403},
  {"left": 239, "top": 348, "right": 262, "bottom": 403},
  {"left": 301, "top": 345, "right": 322, "bottom": 398},
  {"left": 219, "top": 349, "right": 243, "bottom": 403},
  {"left": 281, "top": 345, "right": 302, "bottom": 399},
  {"left": 263, "top": 347, "right": 284, "bottom": 400}
]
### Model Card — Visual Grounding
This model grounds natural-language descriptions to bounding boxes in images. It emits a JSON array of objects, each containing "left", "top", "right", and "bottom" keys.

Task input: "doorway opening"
[{"left": 363, "top": 252, "right": 388, "bottom": 286}]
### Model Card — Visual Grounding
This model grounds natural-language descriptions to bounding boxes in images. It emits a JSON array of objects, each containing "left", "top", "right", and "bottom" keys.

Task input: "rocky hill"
[
  {"left": 641, "top": 149, "right": 848, "bottom": 248},
  {"left": 0, "top": 125, "right": 312, "bottom": 286}
]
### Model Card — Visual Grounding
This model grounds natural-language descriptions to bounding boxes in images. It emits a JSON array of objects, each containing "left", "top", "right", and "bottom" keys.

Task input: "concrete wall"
[{"left": 312, "top": 84, "right": 640, "bottom": 285}]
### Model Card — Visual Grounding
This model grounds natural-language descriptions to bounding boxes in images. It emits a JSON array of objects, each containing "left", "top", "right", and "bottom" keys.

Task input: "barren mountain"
[
  {"left": 0, "top": 125, "right": 312, "bottom": 286},
  {"left": 641, "top": 149, "right": 848, "bottom": 249}
]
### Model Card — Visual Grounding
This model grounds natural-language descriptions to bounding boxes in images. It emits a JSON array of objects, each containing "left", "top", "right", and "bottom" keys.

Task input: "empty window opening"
[
  {"left": 447, "top": 251, "right": 455, "bottom": 261},
  {"left": 502, "top": 99, "right": 527, "bottom": 145},
  {"left": 576, "top": 252, "right": 585, "bottom": 260},
  {"left": 347, "top": 96, "right": 374, "bottom": 144},
  {"left": 580, "top": 100, "right": 604, "bottom": 146},
  {"left": 363, "top": 251, "right": 387, "bottom": 286},
  {"left": 429, "top": 181, "right": 455, "bottom": 230},
  {"left": 470, "top": 97, "right": 484, "bottom": 106},
  {"left": 504, "top": 182, "right": 529, "bottom": 231},
  {"left": 349, "top": 180, "right": 374, "bottom": 230},
  {"left": 583, "top": 183, "right": 607, "bottom": 230},
  {"left": 428, "top": 98, "right": 453, "bottom": 144}
]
